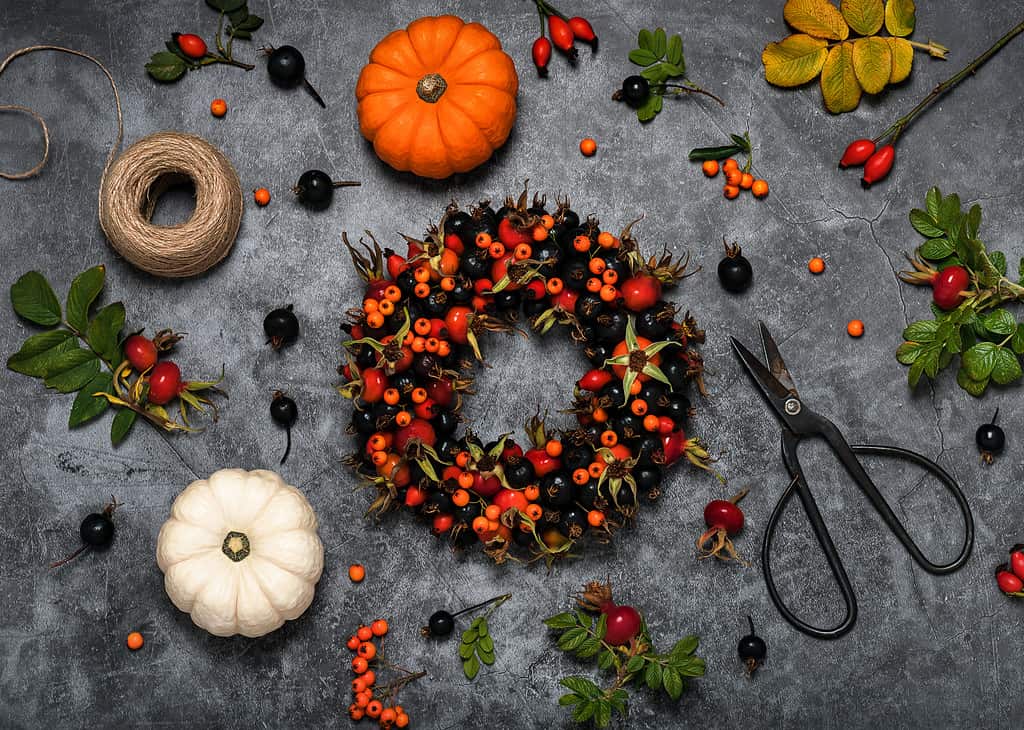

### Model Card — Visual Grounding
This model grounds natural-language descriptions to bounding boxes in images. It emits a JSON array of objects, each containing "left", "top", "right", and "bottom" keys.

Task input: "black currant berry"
[
  {"left": 718, "top": 240, "right": 753, "bottom": 293},
  {"left": 427, "top": 610, "right": 455, "bottom": 637},
  {"left": 976, "top": 409, "right": 1006, "bottom": 464},
  {"left": 264, "top": 304, "right": 299, "bottom": 350},
  {"left": 620, "top": 75, "right": 651, "bottom": 108},
  {"left": 738, "top": 616, "right": 767, "bottom": 676},
  {"left": 293, "top": 170, "right": 360, "bottom": 208},
  {"left": 51, "top": 498, "right": 119, "bottom": 569},
  {"left": 266, "top": 45, "right": 326, "bottom": 108},
  {"left": 270, "top": 391, "right": 298, "bottom": 464}
]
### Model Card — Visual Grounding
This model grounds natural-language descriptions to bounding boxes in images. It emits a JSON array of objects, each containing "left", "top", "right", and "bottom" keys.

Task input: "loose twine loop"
[{"left": 0, "top": 45, "right": 242, "bottom": 278}]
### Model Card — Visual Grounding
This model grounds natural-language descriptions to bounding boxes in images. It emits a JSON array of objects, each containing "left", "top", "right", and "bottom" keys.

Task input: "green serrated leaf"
[
  {"left": 908, "top": 355, "right": 927, "bottom": 388},
  {"left": 228, "top": 29, "right": 252, "bottom": 40},
  {"left": 925, "top": 187, "right": 942, "bottom": 219},
  {"left": 558, "top": 627, "right": 588, "bottom": 651},
  {"left": 86, "top": 302, "right": 125, "bottom": 366},
  {"left": 909, "top": 209, "right": 945, "bottom": 238},
  {"left": 963, "top": 341, "right": 1000, "bottom": 381},
  {"left": 629, "top": 48, "right": 659, "bottom": 66},
  {"left": 598, "top": 649, "right": 616, "bottom": 670},
  {"left": 544, "top": 612, "right": 580, "bottom": 630},
  {"left": 7, "top": 329, "right": 76, "bottom": 376},
  {"left": 11, "top": 271, "right": 61, "bottom": 326},
  {"left": 1011, "top": 326, "right": 1024, "bottom": 355},
  {"left": 884, "top": 0, "right": 916, "bottom": 36},
  {"left": 463, "top": 653, "right": 480, "bottom": 680},
  {"left": 561, "top": 676, "right": 601, "bottom": 698},
  {"left": 65, "top": 265, "right": 104, "bottom": 333},
  {"left": 576, "top": 610, "right": 593, "bottom": 629},
  {"left": 652, "top": 28, "right": 667, "bottom": 58},
  {"left": 991, "top": 348, "right": 1022, "bottom": 385},
  {"left": 594, "top": 700, "right": 612, "bottom": 728},
  {"left": 146, "top": 51, "right": 187, "bottom": 82},
  {"left": 69, "top": 372, "right": 112, "bottom": 427},
  {"left": 666, "top": 34, "right": 683, "bottom": 66},
  {"left": 573, "top": 700, "right": 596, "bottom": 723},
  {"left": 559, "top": 693, "right": 582, "bottom": 707},
  {"left": 982, "top": 309, "right": 1016, "bottom": 335},
  {"left": 236, "top": 14, "right": 263, "bottom": 31},
  {"left": 965, "top": 204, "right": 982, "bottom": 239},
  {"left": 42, "top": 349, "right": 99, "bottom": 393},
  {"left": 645, "top": 661, "right": 662, "bottom": 690},
  {"left": 903, "top": 319, "right": 939, "bottom": 342},
  {"left": 595, "top": 612, "right": 607, "bottom": 640},
  {"left": 227, "top": 6, "right": 248, "bottom": 24},
  {"left": 939, "top": 193, "right": 962, "bottom": 230},
  {"left": 989, "top": 251, "right": 1007, "bottom": 276},
  {"left": 896, "top": 341, "right": 922, "bottom": 364},
  {"left": 919, "top": 238, "right": 954, "bottom": 260},
  {"left": 640, "top": 64, "right": 670, "bottom": 84},
  {"left": 626, "top": 655, "right": 646, "bottom": 673},
  {"left": 662, "top": 666, "right": 684, "bottom": 701},
  {"left": 671, "top": 635, "right": 699, "bottom": 657},
  {"left": 577, "top": 637, "right": 602, "bottom": 658},
  {"left": 110, "top": 406, "right": 137, "bottom": 445},
  {"left": 956, "top": 366, "right": 989, "bottom": 396},
  {"left": 675, "top": 655, "right": 707, "bottom": 677}
]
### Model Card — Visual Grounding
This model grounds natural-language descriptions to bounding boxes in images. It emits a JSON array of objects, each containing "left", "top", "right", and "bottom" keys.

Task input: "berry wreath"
[{"left": 339, "top": 185, "right": 712, "bottom": 564}]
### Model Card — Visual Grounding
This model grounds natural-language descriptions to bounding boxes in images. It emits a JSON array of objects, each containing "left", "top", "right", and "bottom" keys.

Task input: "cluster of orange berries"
[
  {"left": 346, "top": 619, "right": 410, "bottom": 728},
  {"left": 701, "top": 158, "right": 769, "bottom": 200}
]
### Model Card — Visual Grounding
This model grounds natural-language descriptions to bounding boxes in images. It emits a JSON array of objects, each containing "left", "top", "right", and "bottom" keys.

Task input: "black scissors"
[{"left": 731, "top": 322, "right": 974, "bottom": 640}]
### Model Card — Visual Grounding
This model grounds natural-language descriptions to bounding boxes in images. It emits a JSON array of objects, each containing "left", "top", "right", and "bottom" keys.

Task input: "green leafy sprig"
[
  {"left": 617, "top": 28, "right": 723, "bottom": 121},
  {"left": 460, "top": 593, "right": 510, "bottom": 679},
  {"left": 8, "top": 266, "right": 224, "bottom": 444},
  {"left": 896, "top": 187, "right": 1024, "bottom": 395},
  {"left": 544, "top": 609, "right": 704, "bottom": 727},
  {"left": 146, "top": 0, "right": 263, "bottom": 82},
  {"left": 688, "top": 131, "right": 754, "bottom": 172}
]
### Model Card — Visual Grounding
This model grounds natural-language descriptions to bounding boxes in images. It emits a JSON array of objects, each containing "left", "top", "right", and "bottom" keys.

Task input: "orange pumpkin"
[{"left": 355, "top": 16, "right": 519, "bottom": 179}]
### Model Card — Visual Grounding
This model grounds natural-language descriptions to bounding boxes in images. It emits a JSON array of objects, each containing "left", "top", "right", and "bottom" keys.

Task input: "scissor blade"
[
  {"left": 730, "top": 336, "right": 793, "bottom": 404},
  {"left": 759, "top": 321, "right": 798, "bottom": 397}
]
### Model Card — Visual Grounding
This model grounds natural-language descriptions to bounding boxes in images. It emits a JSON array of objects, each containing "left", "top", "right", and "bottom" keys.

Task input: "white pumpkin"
[{"left": 156, "top": 468, "right": 324, "bottom": 638}]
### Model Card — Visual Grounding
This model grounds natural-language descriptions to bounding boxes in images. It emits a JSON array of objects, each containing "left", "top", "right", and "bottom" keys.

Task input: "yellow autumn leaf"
[
  {"left": 840, "top": 0, "right": 884, "bottom": 36},
  {"left": 783, "top": 0, "right": 850, "bottom": 41},
  {"left": 884, "top": 0, "right": 916, "bottom": 37},
  {"left": 820, "top": 42, "right": 861, "bottom": 113},
  {"left": 887, "top": 37, "right": 913, "bottom": 83},
  {"left": 852, "top": 36, "right": 892, "bottom": 94},
  {"left": 762, "top": 34, "right": 830, "bottom": 87}
]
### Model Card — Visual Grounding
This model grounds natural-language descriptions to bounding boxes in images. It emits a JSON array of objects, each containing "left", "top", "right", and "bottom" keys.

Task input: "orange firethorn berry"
[
  {"left": 532, "top": 225, "right": 549, "bottom": 242},
  {"left": 357, "top": 642, "right": 377, "bottom": 660},
  {"left": 348, "top": 564, "right": 366, "bottom": 582},
  {"left": 723, "top": 185, "right": 740, "bottom": 200},
  {"left": 808, "top": 256, "right": 825, "bottom": 274},
  {"left": 545, "top": 439, "right": 563, "bottom": 457},
  {"left": 366, "top": 311, "right": 385, "bottom": 329},
  {"left": 587, "top": 510, "right": 606, "bottom": 527},
  {"left": 588, "top": 461, "right": 606, "bottom": 478},
  {"left": 588, "top": 257, "right": 606, "bottom": 275},
  {"left": 525, "top": 503, "right": 543, "bottom": 521},
  {"left": 725, "top": 168, "right": 742, "bottom": 186},
  {"left": 601, "top": 268, "right": 618, "bottom": 285},
  {"left": 452, "top": 488, "right": 470, "bottom": 507},
  {"left": 383, "top": 389, "right": 400, "bottom": 406},
  {"left": 362, "top": 670, "right": 376, "bottom": 686},
  {"left": 586, "top": 277, "right": 603, "bottom": 292},
  {"left": 540, "top": 214, "right": 555, "bottom": 230},
  {"left": 847, "top": 319, "right": 865, "bottom": 338},
  {"left": 395, "top": 712, "right": 410, "bottom": 728},
  {"left": 630, "top": 399, "right": 648, "bottom": 416},
  {"left": 410, "top": 336, "right": 426, "bottom": 353},
  {"left": 591, "top": 406, "right": 608, "bottom": 423},
  {"left": 377, "top": 299, "right": 395, "bottom": 316},
  {"left": 437, "top": 341, "right": 451, "bottom": 357},
  {"left": 752, "top": 179, "right": 769, "bottom": 198},
  {"left": 352, "top": 657, "right": 369, "bottom": 674},
  {"left": 546, "top": 277, "right": 564, "bottom": 295},
  {"left": 414, "top": 318, "right": 431, "bottom": 335},
  {"left": 488, "top": 241, "right": 506, "bottom": 259},
  {"left": 475, "top": 232, "right": 492, "bottom": 248},
  {"left": 739, "top": 172, "right": 754, "bottom": 190},
  {"left": 371, "top": 451, "right": 389, "bottom": 467},
  {"left": 579, "top": 137, "right": 597, "bottom": 156},
  {"left": 472, "top": 516, "right": 489, "bottom": 534},
  {"left": 383, "top": 285, "right": 402, "bottom": 302},
  {"left": 413, "top": 266, "right": 431, "bottom": 283},
  {"left": 643, "top": 414, "right": 661, "bottom": 432},
  {"left": 355, "top": 691, "right": 372, "bottom": 707},
  {"left": 484, "top": 504, "right": 502, "bottom": 521},
  {"left": 363, "top": 298, "right": 379, "bottom": 313},
  {"left": 413, "top": 282, "right": 431, "bottom": 298},
  {"left": 440, "top": 276, "right": 456, "bottom": 291},
  {"left": 349, "top": 705, "right": 364, "bottom": 720},
  {"left": 572, "top": 468, "right": 590, "bottom": 485},
  {"left": 371, "top": 619, "right": 389, "bottom": 637},
  {"left": 424, "top": 337, "right": 440, "bottom": 353},
  {"left": 599, "top": 284, "right": 618, "bottom": 302},
  {"left": 514, "top": 243, "right": 533, "bottom": 260},
  {"left": 395, "top": 411, "right": 412, "bottom": 427},
  {"left": 457, "top": 471, "right": 475, "bottom": 489},
  {"left": 357, "top": 625, "right": 373, "bottom": 641},
  {"left": 702, "top": 160, "right": 719, "bottom": 177},
  {"left": 126, "top": 631, "right": 144, "bottom": 651},
  {"left": 573, "top": 235, "right": 592, "bottom": 252},
  {"left": 629, "top": 379, "right": 642, "bottom": 395},
  {"left": 723, "top": 158, "right": 739, "bottom": 172},
  {"left": 597, "top": 231, "right": 615, "bottom": 248},
  {"left": 381, "top": 708, "right": 397, "bottom": 725},
  {"left": 411, "top": 387, "right": 428, "bottom": 404},
  {"left": 253, "top": 187, "right": 271, "bottom": 206},
  {"left": 347, "top": 635, "right": 362, "bottom": 651},
  {"left": 366, "top": 700, "right": 383, "bottom": 719},
  {"left": 600, "top": 430, "right": 618, "bottom": 447},
  {"left": 210, "top": 98, "right": 227, "bottom": 117},
  {"left": 524, "top": 484, "right": 540, "bottom": 501},
  {"left": 455, "top": 451, "right": 471, "bottom": 468}
]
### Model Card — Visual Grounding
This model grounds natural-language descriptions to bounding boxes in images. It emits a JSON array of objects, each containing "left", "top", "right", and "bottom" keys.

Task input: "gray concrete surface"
[{"left": 1, "top": 0, "right": 1022, "bottom": 727}]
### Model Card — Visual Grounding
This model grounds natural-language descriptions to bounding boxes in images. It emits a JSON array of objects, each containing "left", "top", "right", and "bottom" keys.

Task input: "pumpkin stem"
[
  {"left": 416, "top": 73, "right": 448, "bottom": 103},
  {"left": 222, "top": 531, "right": 251, "bottom": 562}
]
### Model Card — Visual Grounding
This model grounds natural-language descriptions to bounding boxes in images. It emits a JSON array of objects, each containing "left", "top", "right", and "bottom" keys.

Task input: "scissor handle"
[
  {"left": 816, "top": 420, "right": 975, "bottom": 575},
  {"left": 763, "top": 429, "right": 858, "bottom": 640},
  {"left": 764, "top": 430, "right": 975, "bottom": 640}
]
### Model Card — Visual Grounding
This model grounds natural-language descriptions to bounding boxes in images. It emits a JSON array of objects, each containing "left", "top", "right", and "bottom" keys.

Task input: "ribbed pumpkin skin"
[{"left": 355, "top": 15, "right": 519, "bottom": 179}]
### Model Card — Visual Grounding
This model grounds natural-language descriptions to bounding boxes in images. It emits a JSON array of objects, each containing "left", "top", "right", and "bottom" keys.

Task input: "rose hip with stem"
[
  {"left": 697, "top": 487, "right": 750, "bottom": 563},
  {"left": 840, "top": 21, "right": 1023, "bottom": 186}
]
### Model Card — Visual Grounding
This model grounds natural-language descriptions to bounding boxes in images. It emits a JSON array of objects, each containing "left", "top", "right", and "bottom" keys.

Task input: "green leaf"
[
  {"left": 896, "top": 341, "right": 922, "bottom": 365},
  {"left": 146, "top": 51, "right": 187, "bottom": 82},
  {"left": 164, "top": 40, "right": 192, "bottom": 62},
  {"left": 662, "top": 666, "right": 684, "bottom": 700},
  {"left": 638, "top": 29, "right": 654, "bottom": 51},
  {"left": 841, "top": 0, "right": 884, "bottom": 35},
  {"left": 909, "top": 209, "right": 945, "bottom": 238},
  {"left": 558, "top": 628, "right": 588, "bottom": 651},
  {"left": 110, "top": 407, "right": 137, "bottom": 445},
  {"left": 908, "top": 355, "right": 927, "bottom": 388},
  {"left": 572, "top": 701, "right": 596, "bottom": 724},
  {"left": 956, "top": 367, "right": 988, "bottom": 396},
  {"left": 7, "top": 329, "right": 76, "bottom": 376},
  {"left": 645, "top": 661, "right": 662, "bottom": 690},
  {"left": 982, "top": 309, "right": 1016, "bottom": 336},
  {"left": 462, "top": 627, "right": 478, "bottom": 644},
  {"left": 234, "top": 13, "right": 263, "bottom": 31},
  {"left": 852, "top": 36, "right": 891, "bottom": 95},
  {"left": 666, "top": 34, "right": 683, "bottom": 66},
  {"left": 636, "top": 92, "right": 662, "bottom": 122},
  {"left": 227, "top": 6, "right": 248, "bottom": 24},
  {"left": 652, "top": 28, "right": 668, "bottom": 58},
  {"left": 939, "top": 193, "right": 962, "bottom": 230},
  {"left": 43, "top": 348, "right": 99, "bottom": 392},
  {"left": 820, "top": 42, "right": 861, "bottom": 113},
  {"left": 964, "top": 204, "right": 982, "bottom": 239},
  {"left": 919, "top": 238, "right": 954, "bottom": 260},
  {"left": 206, "top": 0, "right": 246, "bottom": 11},
  {"left": 730, "top": 133, "right": 752, "bottom": 152},
  {"left": 660, "top": 62, "right": 685, "bottom": 77},
  {"left": 925, "top": 187, "right": 942, "bottom": 219},
  {"left": 561, "top": 677, "right": 601, "bottom": 698},
  {"left": 69, "top": 372, "right": 112, "bottom": 427},
  {"left": 478, "top": 647, "right": 495, "bottom": 665},
  {"left": 884, "top": 0, "right": 916, "bottom": 36},
  {"left": 594, "top": 701, "right": 612, "bottom": 728},
  {"left": 990, "top": 251, "right": 1007, "bottom": 276},
  {"left": 675, "top": 655, "right": 707, "bottom": 678},
  {"left": 762, "top": 34, "right": 829, "bottom": 87},
  {"left": 479, "top": 634, "right": 494, "bottom": 653},
  {"left": 629, "top": 48, "right": 660, "bottom": 66},
  {"left": 463, "top": 653, "right": 480, "bottom": 680},
  {"left": 65, "top": 265, "right": 104, "bottom": 333},
  {"left": 86, "top": 301, "right": 125, "bottom": 366},
  {"left": 576, "top": 610, "right": 593, "bottom": 629},
  {"left": 598, "top": 649, "right": 616, "bottom": 670},
  {"left": 559, "top": 693, "right": 582, "bottom": 707},
  {"left": 688, "top": 144, "right": 744, "bottom": 161},
  {"left": 1011, "top": 326, "right": 1024, "bottom": 355},
  {"left": 963, "top": 342, "right": 1000, "bottom": 381},
  {"left": 11, "top": 271, "right": 61, "bottom": 326},
  {"left": 903, "top": 319, "right": 939, "bottom": 342},
  {"left": 595, "top": 612, "right": 607, "bottom": 640},
  {"left": 544, "top": 612, "right": 580, "bottom": 630},
  {"left": 991, "top": 348, "right": 1022, "bottom": 385},
  {"left": 577, "top": 637, "right": 602, "bottom": 658},
  {"left": 228, "top": 29, "right": 252, "bottom": 40},
  {"left": 626, "top": 655, "right": 646, "bottom": 673},
  {"left": 640, "top": 64, "right": 670, "bottom": 84},
  {"left": 458, "top": 641, "right": 476, "bottom": 659},
  {"left": 671, "top": 635, "right": 699, "bottom": 657}
]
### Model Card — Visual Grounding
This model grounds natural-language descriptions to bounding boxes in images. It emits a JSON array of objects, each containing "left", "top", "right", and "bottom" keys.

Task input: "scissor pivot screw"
[{"left": 784, "top": 398, "right": 801, "bottom": 415}]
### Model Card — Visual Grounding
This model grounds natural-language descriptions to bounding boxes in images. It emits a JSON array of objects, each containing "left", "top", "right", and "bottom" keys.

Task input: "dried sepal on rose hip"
[{"left": 696, "top": 488, "right": 750, "bottom": 564}]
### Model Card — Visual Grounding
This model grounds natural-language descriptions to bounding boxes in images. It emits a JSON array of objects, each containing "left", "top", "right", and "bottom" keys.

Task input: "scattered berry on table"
[
  {"left": 702, "top": 160, "right": 719, "bottom": 177},
  {"left": 579, "top": 137, "right": 597, "bottom": 156},
  {"left": 348, "top": 564, "right": 366, "bottom": 583},
  {"left": 808, "top": 257, "right": 826, "bottom": 274},
  {"left": 847, "top": 319, "right": 865, "bottom": 337},
  {"left": 126, "top": 631, "right": 144, "bottom": 651},
  {"left": 253, "top": 187, "right": 271, "bottom": 206},
  {"left": 209, "top": 98, "right": 227, "bottom": 117}
]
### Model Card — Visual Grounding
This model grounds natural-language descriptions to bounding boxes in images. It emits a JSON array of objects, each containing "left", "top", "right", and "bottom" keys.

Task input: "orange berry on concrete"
[
  {"left": 253, "top": 187, "right": 271, "bottom": 206},
  {"left": 702, "top": 160, "right": 719, "bottom": 177},
  {"left": 348, "top": 564, "right": 366, "bottom": 582},
  {"left": 210, "top": 98, "right": 227, "bottom": 117},
  {"left": 723, "top": 185, "right": 740, "bottom": 200},
  {"left": 126, "top": 631, "right": 144, "bottom": 651},
  {"left": 751, "top": 179, "right": 769, "bottom": 198},
  {"left": 739, "top": 172, "right": 754, "bottom": 189},
  {"left": 579, "top": 137, "right": 597, "bottom": 156},
  {"left": 808, "top": 257, "right": 826, "bottom": 274},
  {"left": 847, "top": 319, "right": 865, "bottom": 337}
]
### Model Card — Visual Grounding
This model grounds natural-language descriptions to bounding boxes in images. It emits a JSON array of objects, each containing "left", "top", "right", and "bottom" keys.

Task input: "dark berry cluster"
[{"left": 339, "top": 186, "right": 710, "bottom": 562}]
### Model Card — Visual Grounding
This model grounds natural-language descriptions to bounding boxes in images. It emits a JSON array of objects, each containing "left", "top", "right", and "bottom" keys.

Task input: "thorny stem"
[{"left": 874, "top": 21, "right": 1024, "bottom": 145}]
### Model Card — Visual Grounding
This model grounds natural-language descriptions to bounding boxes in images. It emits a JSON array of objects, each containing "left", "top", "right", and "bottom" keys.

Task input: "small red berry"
[
  {"left": 839, "top": 138, "right": 876, "bottom": 168},
  {"left": 548, "top": 16, "right": 576, "bottom": 57},
  {"left": 1011, "top": 549, "right": 1024, "bottom": 581},
  {"left": 932, "top": 265, "right": 969, "bottom": 310},
  {"left": 567, "top": 17, "right": 597, "bottom": 44},
  {"left": 531, "top": 37, "right": 552, "bottom": 74},
  {"left": 123, "top": 335, "right": 158, "bottom": 372},
  {"left": 996, "top": 569, "right": 1023, "bottom": 594},
  {"left": 861, "top": 144, "right": 895, "bottom": 187},
  {"left": 175, "top": 33, "right": 207, "bottom": 59},
  {"left": 147, "top": 361, "right": 183, "bottom": 405}
]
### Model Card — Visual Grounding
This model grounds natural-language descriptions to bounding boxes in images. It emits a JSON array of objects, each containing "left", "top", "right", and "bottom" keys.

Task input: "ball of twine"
[
  {"left": 99, "top": 132, "right": 243, "bottom": 278},
  {"left": 1, "top": 45, "right": 242, "bottom": 278}
]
